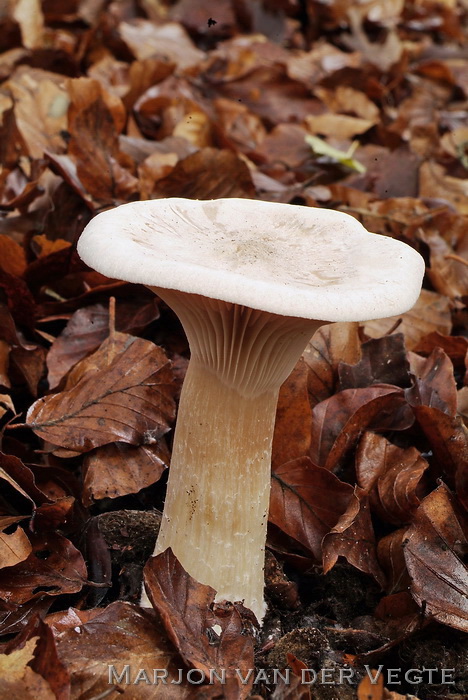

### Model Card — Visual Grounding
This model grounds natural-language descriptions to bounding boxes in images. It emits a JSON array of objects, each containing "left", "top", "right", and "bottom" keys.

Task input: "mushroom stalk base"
[{"left": 154, "top": 361, "right": 277, "bottom": 621}]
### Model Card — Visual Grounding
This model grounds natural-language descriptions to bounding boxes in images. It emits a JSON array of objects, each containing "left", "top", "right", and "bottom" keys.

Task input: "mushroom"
[{"left": 77, "top": 197, "right": 425, "bottom": 622}]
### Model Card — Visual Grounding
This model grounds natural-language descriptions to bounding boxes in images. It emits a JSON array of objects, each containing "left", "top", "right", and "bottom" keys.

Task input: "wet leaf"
[
  {"left": 404, "top": 484, "right": 468, "bottom": 632},
  {"left": 27, "top": 334, "right": 176, "bottom": 452}
]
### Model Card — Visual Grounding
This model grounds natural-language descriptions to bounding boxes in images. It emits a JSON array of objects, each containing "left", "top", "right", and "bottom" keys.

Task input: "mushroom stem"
[{"left": 147, "top": 290, "right": 322, "bottom": 621}]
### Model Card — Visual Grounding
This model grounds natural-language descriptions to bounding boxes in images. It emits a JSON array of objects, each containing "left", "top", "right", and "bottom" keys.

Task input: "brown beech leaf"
[
  {"left": 3, "top": 615, "right": 70, "bottom": 700},
  {"left": 356, "top": 433, "right": 428, "bottom": 526},
  {"left": 26, "top": 334, "right": 175, "bottom": 452},
  {"left": 322, "top": 486, "right": 385, "bottom": 586},
  {"left": 10, "top": 344, "right": 47, "bottom": 397},
  {"left": 409, "top": 406, "right": 467, "bottom": 483},
  {"left": 272, "top": 359, "right": 312, "bottom": 469},
  {"left": 119, "top": 19, "right": 205, "bottom": 69},
  {"left": 82, "top": 441, "right": 170, "bottom": 505},
  {"left": 377, "top": 529, "right": 411, "bottom": 595},
  {"left": 363, "top": 289, "right": 452, "bottom": 350},
  {"left": 0, "top": 532, "right": 87, "bottom": 604},
  {"left": 420, "top": 161, "right": 468, "bottom": 214},
  {"left": 66, "top": 78, "right": 138, "bottom": 205},
  {"left": 0, "top": 234, "right": 26, "bottom": 277},
  {"left": 50, "top": 601, "right": 188, "bottom": 698},
  {"left": 302, "top": 322, "right": 361, "bottom": 408},
  {"left": 5, "top": 67, "right": 69, "bottom": 159},
  {"left": 46, "top": 299, "right": 160, "bottom": 389},
  {"left": 338, "top": 334, "right": 410, "bottom": 390},
  {"left": 374, "top": 591, "right": 421, "bottom": 640},
  {"left": 0, "top": 523, "right": 32, "bottom": 568},
  {"left": 413, "top": 332, "right": 468, "bottom": 374},
  {"left": 406, "top": 347, "right": 458, "bottom": 416},
  {"left": 153, "top": 147, "right": 255, "bottom": 199},
  {"left": 0, "top": 637, "right": 55, "bottom": 699},
  {"left": 269, "top": 457, "right": 353, "bottom": 561},
  {"left": 404, "top": 484, "right": 468, "bottom": 632},
  {"left": 144, "top": 549, "right": 255, "bottom": 697},
  {"left": 310, "top": 385, "right": 413, "bottom": 471}
]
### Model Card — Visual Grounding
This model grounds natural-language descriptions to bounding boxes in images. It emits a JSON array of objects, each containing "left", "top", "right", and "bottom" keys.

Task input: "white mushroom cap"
[{"left": 77, "top": 198, "right": 425, "bottom": 322}]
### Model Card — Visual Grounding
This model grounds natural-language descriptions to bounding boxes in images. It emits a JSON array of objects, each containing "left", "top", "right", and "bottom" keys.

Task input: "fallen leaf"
[
  {"left": 356, "top": 432, "right": 428, "bottom": 525},
  {"left": 153, "top": 148, "right": 256, "bottom": 199},
  {"left": 420, "top": 161, "right": 468, "bottom": 214},
  {"left": 305, "top": 134, "right": 366, "bottom": 173},
  {"left": 363, "top": 289, "right": 452, "bottom": 350},
  {"left": 413, "top": 332, "right": 468, "bottom": 374},
  {"left": 310, "top": 385, "right": 413, "bottom": 470},
  {"left": 0, "top": 531, "right": 87, "bottom": 604},
  {"left": 51, "top": 601, "right": 188, "bottom": 698},
  {"left": 377, "top": 529, "right": 411, "bottom": 595},
  {"left": 0, "top": 235, "right": 27, "bottom": 277},
  {"left": 119, "top": 20, "right": 205, "bottom": 69},
  {"left": 27, "top": 334, "right": 176, "bottom": 452},
  {"left": 270, "top": 457, "right": 353, "bottom": 561},
  {"left": 0, "top": 637, "right": 55, "bottom": 699},
  {"left": 4, "top": 66, "right": 69, "bottom": 158},
  {"left": 406, "top": 346, "right": 458, "bottom": 415},
  {"left": 272, "top": 359, "right": 312, "bottom": 468},
  {"left": 338, "top": 334, "right": 410, "bottom": 390},
  {"left": 46, "top": 298, "right": 160, "bottom": 389},
  {"left": 66, "top": 78, "right": 138, "bottom": 205},
  {"left": 306, "top": 113, "right": 377, "bottom": 139},
  {"left": 31, "top": 235, "right": 71, "bottom": 258},
  {"left": 408, "top": 405, "right": 467, "bottom": 483},
  {"left": 0, "top": 523, "right": 32, "bottom": 568},
  {"left": 357, "top": 669, "right": 384, "bottom": 700},
  {"left": 82, "top": 441, "right": 170, "bottom": 504},
  {"left": 4, "top": 615, "right": 70, "bottom": 700},
  {"left": 322, "top": 486, "right": 385, "bottom": 585},
  {"left": 302, "top": 322, "right": 361, "bottom": 408},
  {"left": 143, "top": 549, "right": 255, "bottom": 697},
  {"left": 404, "top": 484, "right": 468, "bottom": 632}
]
